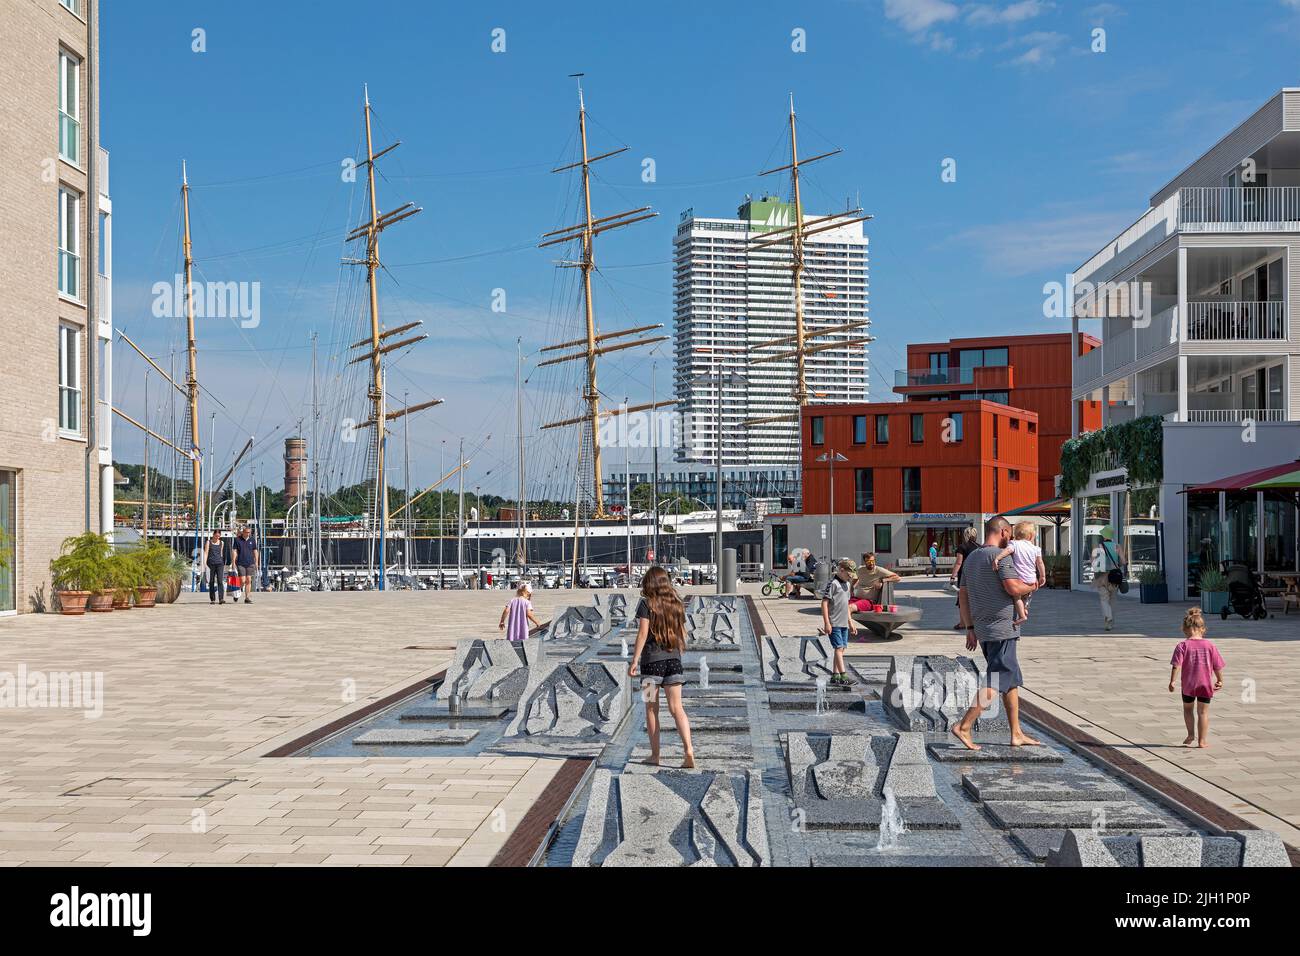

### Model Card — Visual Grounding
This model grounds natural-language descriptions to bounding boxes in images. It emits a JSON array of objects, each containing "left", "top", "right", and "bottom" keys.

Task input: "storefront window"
[
  {"left": 1224, "top": 491, "right": 1258, "bottom": 571},
  {"left": 1186, "top": 491, "right": 1220, "bottom": 595},
  {"left": 1262, "top": 491, "right": 1297, "bottom": 573},
  {"left": 0, "top": 471, "right": 13, "bottom": 613},
  {"left": 1079, "top": 494, "right": 1111, "bottom": 584}
]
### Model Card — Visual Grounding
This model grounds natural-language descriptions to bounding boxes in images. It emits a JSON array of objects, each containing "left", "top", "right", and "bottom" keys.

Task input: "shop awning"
[
  {"left": 1001, "top": 496, "right": 1070, "bottom": 518},
  {"left": 1250, "top": 466, "right": 1300, "bottom": 490},
  {"left": 1181, "top": 459, "right": 1300, "bottom": 493}
]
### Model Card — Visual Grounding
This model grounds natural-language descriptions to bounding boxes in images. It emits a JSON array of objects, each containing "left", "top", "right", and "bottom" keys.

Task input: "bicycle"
[{"left": 761, "top": 571, "right": 786, "bottom": 597}]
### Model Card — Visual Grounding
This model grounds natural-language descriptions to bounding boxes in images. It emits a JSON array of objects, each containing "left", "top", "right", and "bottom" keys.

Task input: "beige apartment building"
[{"left": 0, "top": 0, "right": 113, "bottom": 613}]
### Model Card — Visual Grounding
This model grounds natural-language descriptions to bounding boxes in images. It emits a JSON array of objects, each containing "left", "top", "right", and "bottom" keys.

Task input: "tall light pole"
[
  {"left": 692, "top": 347, "right": 744, "bottom": 594},
  {"left": 816, "top": 449, "right": 848, "bottom": 564},
  {"left": 456, "top": 437, "right": 465, "bottom": 586},
  {"left": 439, "top": 439, "right": 446, "bottom": 580},
  {"left": 650, "top": 360, "right": 660, "bottom": 567}
]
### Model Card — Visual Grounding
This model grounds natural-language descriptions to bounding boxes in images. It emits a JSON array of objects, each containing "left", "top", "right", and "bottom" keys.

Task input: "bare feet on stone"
[
  {"left": 681, "top": 752, "right": 696, "bottom": 769},
  {"left": 1009, "top": 733, "right": 1042, "bottom": 747},
  {"left": 951, "top": 725, "right": 980, "bottom": 751},
  {"left": 1183, "top": 735, "right": 1196, "bottom": 746}
]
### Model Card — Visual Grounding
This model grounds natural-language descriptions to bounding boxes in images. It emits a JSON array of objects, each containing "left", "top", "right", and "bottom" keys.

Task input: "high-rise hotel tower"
[{"left": 672, "top": 196, "right": 869, "bottom": 468}]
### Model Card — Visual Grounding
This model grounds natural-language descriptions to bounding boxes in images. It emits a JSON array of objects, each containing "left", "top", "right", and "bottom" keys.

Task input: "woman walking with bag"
[{"left": 1090, "top": 525, "right": 1123, "bottom": 631}]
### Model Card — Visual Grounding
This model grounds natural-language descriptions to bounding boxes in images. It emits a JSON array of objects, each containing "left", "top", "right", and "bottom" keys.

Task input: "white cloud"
[
  {"left": 950, "top": 207, "right": 1136, "bottom": 277},
  {"left": 998, "top": 29, "right": 1067, "bottom": 67},
  {"left": 966, "top": 1, "right": 1052, "bottom": 27},
  {"left": 883, "top": 0, "right": 961, "bottom": 33}
]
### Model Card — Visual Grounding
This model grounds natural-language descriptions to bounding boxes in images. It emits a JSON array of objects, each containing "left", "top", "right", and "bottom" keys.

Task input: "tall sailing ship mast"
[
  {"left": 111, "top": 162, "right": 204, "bottom": 570},
  {"left": 537, "top": 76, "right": 671, "bottom": 531},
  {"left": 343, "top": 86, "right": 441, "bottom": 588},
  {"left": 744, "top": 96, "right": 873, "bottom": 428}
]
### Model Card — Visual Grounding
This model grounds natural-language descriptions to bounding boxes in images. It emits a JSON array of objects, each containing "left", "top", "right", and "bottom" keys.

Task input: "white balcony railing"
[
  {"left": 1075, "top": 346, "right": 1102, "bottom": 387},
  {"left": 1076, "top": 186, "right": 1300, "bottom": 287},
  {"left": 1185, "top": 300, "right": 1285, "bottom": 341},
  {"left": 97, "top": 146, "right": 109, "bottom": 198},
  {"left": 1182, "top": 408, "right": 1287, "bottom": 423},
  {"left": 1179, "top": 187, "right": 1300, "bottom": 231}
]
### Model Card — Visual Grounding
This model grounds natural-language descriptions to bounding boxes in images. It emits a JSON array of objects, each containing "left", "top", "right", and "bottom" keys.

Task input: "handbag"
[{"left": 1103, "top": 542, "right": 1126, "bottom": 589}]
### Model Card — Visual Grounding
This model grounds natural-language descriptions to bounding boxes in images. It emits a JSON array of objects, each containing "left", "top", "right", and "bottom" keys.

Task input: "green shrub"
[
  {"left": 1136, "top": 566, "right": 1165, "bottom": 586},
  {"left": 1058, "top": 416, "right": 1164, "bottom": 498},
  {"left": 1197, "top": 568, "right": 1228, "bottom": 592},
  {"left": 49, "top": 532, "right": 111, "bottom": 593}
]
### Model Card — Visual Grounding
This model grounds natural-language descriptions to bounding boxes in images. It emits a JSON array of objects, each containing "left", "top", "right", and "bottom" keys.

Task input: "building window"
[
  {"left": 772, "top": 524, "right": 789, "bottom": 568},
  {"left": 60, "top": 0, "right": 83, "bottom": 14},
  {"left": 59, "top": 50, "right": 81, "bottom": 165},
  {"left": 903, "top": 467, "right": 921, "bottom": 512},
  {"left": 810, "top": 416, "right": 824, "bottom": 446},
  {"left": 854, "top": 469, "right": 873, "bottom": 513},
  {"left": 910, "top": 413, "right": 924, "bottom": 443},
  {"left": 853, "top": 415, "right": 867, "bottom": 444},
  {"left": 1010, "top": 418, "right": 1020, "bottom": 430},
  {"left": 58, "top": 188, "right": 80, "bottom": 299},
  {"left": 1027, "top": 421, "right": 1037, "bottom": 433},
  {"left": 948, "top": 412, "right": 963, "bottom": 441},
  {"left": 874, "top": 524, "right": 892, "bottom": 553},
  {"left": 1009, "top": 469, "right": 1020, "bottom": 481},
  {"left": 875, "top": 415, "right": 889, "bottom": 444},
  {"left": 59, "top": 324, "right": 82, "bottom": 434}
]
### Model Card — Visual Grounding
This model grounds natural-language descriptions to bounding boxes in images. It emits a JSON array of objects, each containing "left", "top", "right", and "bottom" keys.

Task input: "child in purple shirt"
[
  {"left": 1168, "top": 607, "right": 1226, "bottom": 749},
  {"left": 499, "top": 583, "right": 540, "bottom": 642}
]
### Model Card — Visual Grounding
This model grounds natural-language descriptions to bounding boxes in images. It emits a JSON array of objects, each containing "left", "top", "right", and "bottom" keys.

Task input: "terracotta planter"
[
  {"left": 134, "top": 586, "right": 158, "bottom": 608},
  {"left": 111, "top": 590, "right": 132, "bottom": 610},
  {"left": 56, "top": 590, "right": 90, "bottom": 615},
  {"left": 87, "top": 592, "right": 114, "bottom": 613},
  {"left": 157, "top": 577, "right": 182, "bottom": 604}
]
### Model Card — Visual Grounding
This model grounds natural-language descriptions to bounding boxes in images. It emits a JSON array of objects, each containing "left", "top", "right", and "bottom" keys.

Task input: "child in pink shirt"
[
  {"left": 1168, "top": 607, "right": 1226, "bottom": 748},
  {"left": 499, "top": 583, "right": 540, "bottom": 642}
]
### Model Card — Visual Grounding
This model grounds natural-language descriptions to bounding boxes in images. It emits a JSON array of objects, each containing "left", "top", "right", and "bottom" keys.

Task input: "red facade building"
[
  {"left": 801, "top": 399, "right": 1039, "bottom": 516},
  {"left": 766, "top": 333, "right": 1098, "bottom": 565},
  {"left": 895, "top": 333, "right": 1101, "bottom": 501}
]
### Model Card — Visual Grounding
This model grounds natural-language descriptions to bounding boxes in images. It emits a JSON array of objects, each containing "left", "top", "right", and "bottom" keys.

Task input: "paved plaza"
[
  {"left": 0, "top": 579, "right": 1296, "bottom": 866},
  {"left": 755, "top": 578, "right": 1300, "bottom": 848}
]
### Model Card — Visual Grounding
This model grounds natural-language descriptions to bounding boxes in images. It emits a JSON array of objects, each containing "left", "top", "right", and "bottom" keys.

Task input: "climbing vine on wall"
[{"left": 1058, "top": 415, "right": 1164, "bottom": 498}]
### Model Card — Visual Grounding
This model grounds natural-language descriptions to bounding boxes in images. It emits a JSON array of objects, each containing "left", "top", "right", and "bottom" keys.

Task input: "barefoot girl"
[{"left": 627, "top": 566, "right": 695, "bottom": 769}]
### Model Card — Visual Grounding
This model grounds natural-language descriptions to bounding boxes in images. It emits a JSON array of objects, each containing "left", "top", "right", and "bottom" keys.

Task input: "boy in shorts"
[{"left": 819, "top": 558, "right": 860, "bottom": 687}]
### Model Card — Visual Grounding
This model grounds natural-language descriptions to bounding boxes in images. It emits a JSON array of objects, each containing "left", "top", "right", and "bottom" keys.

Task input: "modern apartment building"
[
  {"left": 673, "top": 196, "right": 869, "bottom": 468},
  {"left": 896, "top": 333, "right": 1102, "bottom": 501},
  {"left": 602, "top": 462, "right": 800, "bottom": 512},
  {"left": 764, "top": 399, "right": 1040, "bottom": 569},
  {"left": 1069, "top": 89, "right": 1300, "bottom": 599},
  {"left": 0, "top": 0, "right": 113, "bottom": 613}
]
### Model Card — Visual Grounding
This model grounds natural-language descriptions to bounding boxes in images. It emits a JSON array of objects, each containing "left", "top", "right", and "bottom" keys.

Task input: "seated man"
[
  {"left": 851, "top": 552, "right": 901, "bottom": 612},
  {"left": 783, "top": 548, "right": 817, "bottom": 597}
]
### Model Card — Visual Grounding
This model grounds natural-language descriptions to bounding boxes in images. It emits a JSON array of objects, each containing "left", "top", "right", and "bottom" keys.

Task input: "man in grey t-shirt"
[{"left": 953, "top": 516, "right": 1041, "bottom": 751}]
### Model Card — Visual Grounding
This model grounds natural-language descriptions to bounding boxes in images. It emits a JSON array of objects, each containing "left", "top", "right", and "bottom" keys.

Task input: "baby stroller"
[{"left": 1221, "top": 563, "right": 1268, "bottom": 620}]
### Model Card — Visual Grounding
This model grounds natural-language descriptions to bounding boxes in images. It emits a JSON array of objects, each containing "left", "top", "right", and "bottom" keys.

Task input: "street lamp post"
[{"left": 816, "top": 449, "right": 848, "bottom": 565}]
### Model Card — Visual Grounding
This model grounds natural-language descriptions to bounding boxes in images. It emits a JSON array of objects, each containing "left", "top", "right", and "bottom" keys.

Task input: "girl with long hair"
[{"left": 627, "top": 565, "right": 695, "bottom": 768}]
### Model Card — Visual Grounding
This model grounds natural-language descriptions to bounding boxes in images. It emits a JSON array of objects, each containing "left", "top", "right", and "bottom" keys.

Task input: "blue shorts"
[
  {"left": 981, "top": 638, "right": 1023, "bottom": 692},
  {"left": 828, "top": 626, "right": 850, "bottom": 650}
]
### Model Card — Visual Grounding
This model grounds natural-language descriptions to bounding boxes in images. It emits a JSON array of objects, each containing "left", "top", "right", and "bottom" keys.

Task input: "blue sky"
[{"left": 102, "top": 0, "right": 1300, "bottom": 500}]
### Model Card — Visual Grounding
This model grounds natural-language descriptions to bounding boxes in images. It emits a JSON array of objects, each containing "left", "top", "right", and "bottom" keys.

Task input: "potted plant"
[
  {"left": 48, "top": 532, "right": 110, "bottom": 615},
  {"left": 155, "top": 550, "right": 189, "bottom": 604},
  {"left": 104, "top": 548, "right": 144, "bottom": 610},
  {"left": 1137, "top": 566, "right": 1168, "bottom": 604},
  {"left": 1198, "top": 568, "right": 1229, "bottom": 615},
  {"left": 127, "top": 541, "right": 175, "bottom": 608}
]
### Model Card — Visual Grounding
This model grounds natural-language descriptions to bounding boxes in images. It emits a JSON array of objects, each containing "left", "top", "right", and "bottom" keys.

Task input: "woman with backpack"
[{"left": 1090, "top": 525, "right": 1124, "bottom": 632}]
